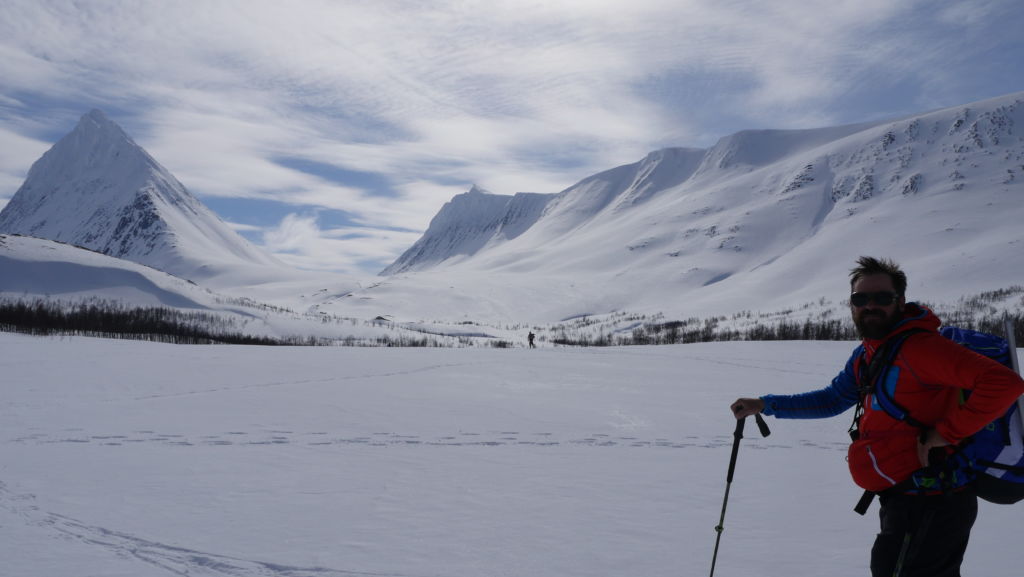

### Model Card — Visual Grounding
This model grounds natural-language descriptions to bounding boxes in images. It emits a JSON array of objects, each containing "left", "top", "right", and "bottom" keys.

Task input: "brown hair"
[{"left": 849, "top": 256, "right": 907, "bottom": 296}]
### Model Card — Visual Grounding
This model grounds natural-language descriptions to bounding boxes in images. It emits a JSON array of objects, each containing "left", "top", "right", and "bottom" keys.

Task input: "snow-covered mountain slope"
[
  {"left": 359, "top": 92, "right": 1024, "bottom": 323},
  {"left": 0, "top": 110, "right": 284, "bottom": 284},
  {"left": 0, "top": 233, "right": 212, "bottom": 310},
  {"left": 382, "top": 185, "right": 554, "bottom": 274},
  {"left": 4, "top": 94, "right": 1023, "bottom": 329},
  {"left": 0, "top": 233, "right": 449, "bottom": 343}
]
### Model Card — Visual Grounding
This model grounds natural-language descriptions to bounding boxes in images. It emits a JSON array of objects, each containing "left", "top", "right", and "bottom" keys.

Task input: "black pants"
[{"left": 870, "top": 489, "right": 978, "bottom": 577}]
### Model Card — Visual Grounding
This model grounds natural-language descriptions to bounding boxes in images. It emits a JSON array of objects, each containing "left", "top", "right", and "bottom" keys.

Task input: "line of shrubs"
[
  {"left": 551, "top": 310, "right": 1023, "bottom": 347},
  {"left": 3, "top": 291, "right": 1021, "bottom": 348},
  {"left": 0, "top": 298, "right": 471, "bottom": 347},
  {"left": 0, "top": 298, "right": 293, "bottom": 345}
]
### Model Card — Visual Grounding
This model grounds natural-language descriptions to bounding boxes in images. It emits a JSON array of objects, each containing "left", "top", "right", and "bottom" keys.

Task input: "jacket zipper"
[{"left": 866, "top": 445, "right": 897, "bottom": 486}]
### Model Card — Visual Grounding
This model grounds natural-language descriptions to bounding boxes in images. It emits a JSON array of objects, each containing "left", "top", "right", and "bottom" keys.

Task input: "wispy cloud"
[
  {"left": 1, "top": 0, "right": 1021, "bottom": 273},
  {"left": 262, "top": 213, "right": 421, "bottom": 274},
  {"left": 0, "top": 126, "right": 51, "bottom": 201}
]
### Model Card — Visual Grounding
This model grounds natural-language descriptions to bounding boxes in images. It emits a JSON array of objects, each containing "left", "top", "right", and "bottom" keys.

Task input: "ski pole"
[
  {"left": 710, "top": 412, "right": 770, "bottom": 577},
  {"left": 1005, "top": 315, "right": 1024, "bottom": 434},
  {"left": 1007, "top": 314, "right": 1020, "bottom": 374}
]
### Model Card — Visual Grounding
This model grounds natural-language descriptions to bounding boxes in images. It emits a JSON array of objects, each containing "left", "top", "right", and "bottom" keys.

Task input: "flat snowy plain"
[{"left": 2, "top": 333, "right": 1020, "bottom": 576}]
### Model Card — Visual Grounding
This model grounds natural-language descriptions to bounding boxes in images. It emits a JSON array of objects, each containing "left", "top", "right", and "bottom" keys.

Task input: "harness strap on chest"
[
  {"left": 850, "top": 329, "right": 958, "bottom": 515},
  {"left": 849, "top": 329, "right": 928, "bottom": 441}
]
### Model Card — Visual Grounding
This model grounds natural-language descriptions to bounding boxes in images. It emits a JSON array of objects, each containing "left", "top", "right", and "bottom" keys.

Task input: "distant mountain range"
[
  {"left": 0, "top": 110, "right": 282, "bottom": 283},
  {"left": 2, "top": 93, "right": 1023, "bottom": 327},
  {"left": 363, "top": 91, "right": 1024, "bottom": 322}
]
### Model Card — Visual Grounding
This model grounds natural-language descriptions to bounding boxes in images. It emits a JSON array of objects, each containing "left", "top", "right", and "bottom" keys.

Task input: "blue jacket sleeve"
[{"left": 760, "top": 346, "right": 862, "bottom": 419}]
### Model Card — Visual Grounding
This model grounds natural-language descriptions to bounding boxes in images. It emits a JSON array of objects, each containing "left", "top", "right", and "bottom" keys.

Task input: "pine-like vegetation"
[
  {"left": 2, "top": 285, "right": 1021, "bottom": 348},
  {"left": 0, "top": 298, "right": 292, "bottom": 345}
]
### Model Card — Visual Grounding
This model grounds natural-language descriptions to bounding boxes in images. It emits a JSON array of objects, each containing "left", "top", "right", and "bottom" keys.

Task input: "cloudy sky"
[{"left": 1, "top": 0, "right": 1022, "bottom": 275}]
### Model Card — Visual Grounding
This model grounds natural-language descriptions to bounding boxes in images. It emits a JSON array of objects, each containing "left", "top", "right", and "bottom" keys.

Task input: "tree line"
[
  {"left": 2, "top": 289, "right": 1020, "bottom": 348},
  {"left": 549, "top": 306, "right": 1023, "bottom": 347},
  {"left": 0, "top": 298, "right": 290, "bottom": 345}
]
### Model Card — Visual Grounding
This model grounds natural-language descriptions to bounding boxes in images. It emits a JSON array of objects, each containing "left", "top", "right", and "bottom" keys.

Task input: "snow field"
[{"left": 1, "top": 334, "right": 1020, "bottom": 576}]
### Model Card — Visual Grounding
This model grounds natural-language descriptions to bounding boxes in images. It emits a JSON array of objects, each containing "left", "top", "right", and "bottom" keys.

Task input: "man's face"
[{"left": 850, "top": 273, "right": 905, "bottom": 340}]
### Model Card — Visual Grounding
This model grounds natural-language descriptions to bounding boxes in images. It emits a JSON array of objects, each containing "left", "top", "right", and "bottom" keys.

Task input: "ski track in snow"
[
  {"left": 6, "top": 428, "right": 848, "bottom": 451},
  {"left": 0, "top": 426, "right": 843, "bottom": 573},
  {"left": 0, "top": 338, "right": 865, "bottom": 575},
  {"left": 128, "top": 361, "right": 491, "bottom": 401},
  {"left": 1, "top": 430, "right": 845, "bottom": 576},
  {"left": 0, "top": 481, "right": 431, "bottom": 577}
]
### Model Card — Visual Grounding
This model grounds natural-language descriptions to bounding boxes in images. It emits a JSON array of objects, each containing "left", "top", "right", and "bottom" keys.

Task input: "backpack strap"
[
  {"left": 850, "top": 328, "right": 928, "bottom": 516},
  {"left": 862, "top": 329, "right": 929, "bottom": 427},
  {"left": 848, "top": 329, "right": 926, "bottom": 442}
]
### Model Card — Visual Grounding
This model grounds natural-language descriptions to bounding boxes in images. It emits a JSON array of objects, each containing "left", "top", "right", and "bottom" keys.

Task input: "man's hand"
[
  {"left": 917, "top": 428, "right": 952, "bottom": 467},
  {"left": 731, "top": 398, "right": 765, "bottom": 419}
]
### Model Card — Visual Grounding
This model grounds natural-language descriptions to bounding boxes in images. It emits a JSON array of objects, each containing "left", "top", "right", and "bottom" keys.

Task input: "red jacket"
[
  {"left": 762, "top": 304, "right": 1024, "bottom": 492},
  {"left": 850, "top": 305, "right": 1024, "bottom": 491}
]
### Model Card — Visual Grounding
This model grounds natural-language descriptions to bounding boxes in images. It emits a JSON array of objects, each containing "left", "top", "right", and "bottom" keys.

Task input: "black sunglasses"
[{"left": 850, "top": 291, "right": 898, "bottom": 307}]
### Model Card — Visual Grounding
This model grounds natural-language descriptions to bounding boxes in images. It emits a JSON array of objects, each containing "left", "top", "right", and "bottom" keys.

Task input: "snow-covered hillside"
[
  {"left": 0, "top": 110, "right": 285, "bottom": 284},
  {"left": 3, "top": 94, "right": 1024, "bottom": 330},
  {"left": 361, "top": 92, "right": 1024, "bottom": 324},
  {"left": 0, "top": 234, "right": 478, "bottom": 345}
]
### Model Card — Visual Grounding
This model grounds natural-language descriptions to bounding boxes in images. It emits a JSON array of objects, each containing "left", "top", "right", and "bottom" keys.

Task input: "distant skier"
[
  {"left": 731, "top": 256, "right": 1024, "bottom": 577},
  {"left": 527, "top": 331, "right": 536, "bottom": 348}
]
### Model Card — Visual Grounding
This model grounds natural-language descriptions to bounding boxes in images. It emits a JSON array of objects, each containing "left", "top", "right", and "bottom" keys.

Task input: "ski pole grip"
[
  {"left": 726, "top": 417, "right": 745, "bottom": 483},
  {"left": 755, "top": 413, "right": 771, "bottom": 438},
  {"left": 733, "top": 414, "right": 747, "bottom": 438}
]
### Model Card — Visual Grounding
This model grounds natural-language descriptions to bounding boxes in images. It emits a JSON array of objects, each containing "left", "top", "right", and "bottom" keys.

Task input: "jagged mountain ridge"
[{"left": 0, "top": 110, "right": 282, "bottom": 282}]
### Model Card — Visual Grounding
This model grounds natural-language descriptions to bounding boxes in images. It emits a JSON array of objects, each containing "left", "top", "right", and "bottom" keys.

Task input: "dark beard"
[{"left": 854, "top": 309, "right": 901, "bottom": 340}]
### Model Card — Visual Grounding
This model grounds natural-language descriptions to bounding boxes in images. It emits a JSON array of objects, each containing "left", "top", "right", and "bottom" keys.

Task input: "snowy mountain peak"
[
  {"left": 0, "top": 110, "right": 282, "bottom": 281},
  {"left": 28, "top": 109, "right": 152, "bottom": 187},
  {"left": 83, "top": 108, "right": 122, "bottom": 133},
  {"left": 380, "top": 185, "right": 553, "bottom": 275}
]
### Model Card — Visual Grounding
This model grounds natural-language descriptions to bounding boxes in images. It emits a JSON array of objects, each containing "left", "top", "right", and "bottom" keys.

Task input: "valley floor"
[{"left": 1, "top": 333, "right": 1020, "bottom": 576}]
